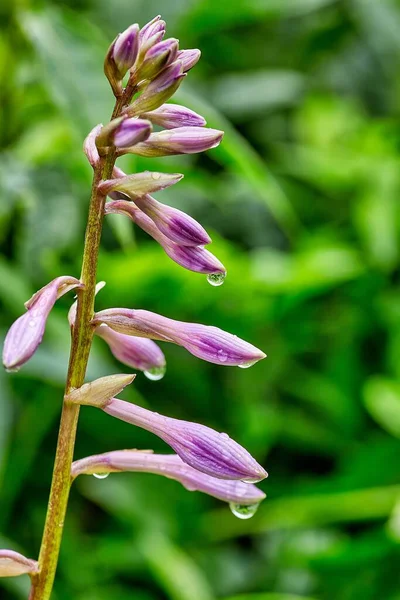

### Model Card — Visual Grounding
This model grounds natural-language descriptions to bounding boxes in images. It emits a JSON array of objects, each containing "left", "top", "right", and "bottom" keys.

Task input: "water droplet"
[
  {"left": 144, "top": 365, "right": 166, "bottom": 381},
  {"left": 151, "top": 172, "right": 161, "bottom": 180},
  {"left": 241, "top": 476, "right": 263, "bottom": 484},
  {"left": 5, "top": 367, "right": 19, "bottom": 374},
  {"left": 229, "top": 502, "right": 260, "bottom": 520},
  {"left": 93, "top": 472, "right": 109, "bottom": 480},
  {"left": 217, "top": 349, "right": 228, "bottom": 363},
  {"left": 220, "top": 432, "right": 230, "bottom": 440},
  {"left": 238, "top": 360, "right": 258, "bottom": 369},
  {"left": 207, "top": 272, "right": 226, "bottom": 287}
]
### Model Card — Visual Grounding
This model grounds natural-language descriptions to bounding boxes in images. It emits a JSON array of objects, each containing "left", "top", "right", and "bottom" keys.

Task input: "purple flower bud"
[
  {"left": 96, "top": 117, "right": 152, "bottom": 150},
  {"left": 140, "top": 103, "right": 206, "bottom": 129},
  {"left": 139, "top": 15, "right": 166, "bottom": 45},
  {"left": 83, "top": 124, "right": 102, "bottom": 167},
  {"left": 66, "top": 374, "right": 135, "bottom": 406},
  {"left": 96, "top": 325, "right": 166, "bottom": 375},
  {"left": 99, "top": 171, "right": 183, "bottom": 197},
  {"left": 128, "top": 127, "right": 223, "bottom": 157},
  {"left": 105, "top": 200, "right": 225, "bottom": 275},
  {"left": 72, "top": 451, "right": 266, "bottom": 505},
  {"left": 0, "top": 549, "right": 38, "bottom": 577},
  {"left": 113, "top": 118, "right": 152, "bottom": 148},
  {"left": 131, "top": 194, "right": 211, "bottom": 246},
  {"left": 70, "top": 395, "right": 267, "bottom": 482},
  {"left": 126, "top": 61, "right": 186, "bottom": 115},
  {"left": 92, "top": 308, "right": 266, "bottom": 368},
  {"left": 112, "top": 24, "right": 140, "bottom": 76},
  {"left": 177, "top": 49, "right": 201, "bottom": 72},
  {"left": 138, "top": 38, "right": 179, "bottom": 81},
  {"left": 3, "top": 276, "right": 82, "bottom": 372}
]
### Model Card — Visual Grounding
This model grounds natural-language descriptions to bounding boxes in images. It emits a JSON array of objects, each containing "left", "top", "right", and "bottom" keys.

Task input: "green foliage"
[{"left": 1, "top": 0, "right": 400, "bottom": 598}]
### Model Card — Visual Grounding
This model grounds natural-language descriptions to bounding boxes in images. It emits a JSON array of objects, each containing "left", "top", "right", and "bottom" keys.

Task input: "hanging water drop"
[
  {"left": 207, "top": 272, "right": 226, "bottom": 287},
  {"left": 238, "top": 360, "right": 258, "bottom": 369},
  {"left": 144, "top": 365, "right": 166, "bottom": 381},
  {"left": 229, "top": 502, "right": 260, "bottom": 520},
  {"left": 5, "top": 367, "right": 20, "bottom": 374},
  {"left": 93, "top": 472, "right": 109, "bottom": 480},
  {"left": 240, "top": 476, "right": 264, "bottom": 484}
]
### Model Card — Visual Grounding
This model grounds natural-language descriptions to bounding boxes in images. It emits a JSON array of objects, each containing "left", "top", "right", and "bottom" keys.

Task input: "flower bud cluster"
[{"left": 2, "top": 16, "right": 268, "bottom": 517}]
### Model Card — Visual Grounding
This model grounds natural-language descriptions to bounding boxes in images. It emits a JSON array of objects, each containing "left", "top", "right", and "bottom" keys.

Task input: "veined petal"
[
  {"left": 72, "top": 451, "right": 266, "bottom": 505},
  {"left": 3, "top": 276, "right": 82, "bottom": 371},
  {"left": 132, "top": 194, "right": 211, "bottom": 246},
  {"left": 140, "top": 104, "right": 206, "bottom": 129},
  {"left": 93, "top": 308, "right": 266, "bottom": 368},
  {"left": 105, "top": 200, "right": 225, "bottom": 275},
  {"left": 96, "top": 325, "right": 166, "bottom": 373},
  {"left": 126, "top": 127, "right": 223, "bottom": 157},
  {"left": 70, "top": 396, "right": 267, "bottom": 482}
]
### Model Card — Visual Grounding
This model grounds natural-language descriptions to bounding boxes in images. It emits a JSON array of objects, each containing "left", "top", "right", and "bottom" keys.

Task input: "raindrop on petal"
[
  {"left": 229, "top": 502, "right": 260, "bottom": 520},
  {"left": 93, "top": 472, "right": 110, "bottom": 480},
  {"left": 144, "top": 365, "right": 166, "bottom": 381},
  {"left": 217, "top": 349, "right": 228, "bottom": 363},
  {"left": 238, "top": 360, "right": 258, "bottom": 369},
  {"left": 207, "top": 272, "right": 226, "bottom": 287}
]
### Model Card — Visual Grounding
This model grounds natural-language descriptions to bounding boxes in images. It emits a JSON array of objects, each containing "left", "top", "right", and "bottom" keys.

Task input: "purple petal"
[
  {"left": 75, "top": 396, "right": 267, "bottom": 482},
  {"left": 92, "top": 308, "right": 266, "bottom": 368},
  {"left": 139, "top": 15, "right": 166, "bottom": 44},
  {"left": 105, "top": 200, "right": 225, "bottom": 275},
  {"left": 138, "top": 38, "right": 179, "bottom": 80},
  {"left": 114, "top": 118, "right": 152, "bottom": 148},
  {"left": 132, "top": 194, "right": 211, "bottom": 246},
  {"left": 141, "top": 104, "right": 206, "bottom": 129},
  {"left": 3, "top": 276, "right": 82, "bottom": 371},
  {"left": 113, "top": 24, "right": 140, "bottom": 75},
  {"left": 177, "top": 49, "right": 201, "bottom": 72},
  {"left": 128, "top": 127, "right": 223, "bottom": 157},
  {"left": 72, "top": 451, "right": 266, "bottom": 505},
  {"left": 96, "top": 325, "right": 166, "bottom": 373},
  {"left": 83, "top": 124, "right": 102, "bottom": 167}
]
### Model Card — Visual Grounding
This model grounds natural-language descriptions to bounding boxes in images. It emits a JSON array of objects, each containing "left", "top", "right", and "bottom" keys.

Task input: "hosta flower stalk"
[{"left": 1, "top": 15, "right": 267, "bottom": 600}]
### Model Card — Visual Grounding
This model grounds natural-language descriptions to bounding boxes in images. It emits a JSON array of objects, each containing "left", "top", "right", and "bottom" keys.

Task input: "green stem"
[{"left": 29, "top": 83, "right": 136, "bottom": 600}]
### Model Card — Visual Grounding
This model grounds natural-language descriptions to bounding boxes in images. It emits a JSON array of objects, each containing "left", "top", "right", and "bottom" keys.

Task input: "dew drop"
[
  {"left": 93, "top": 472, "right": 109, "bottom": 480},
  {"left": 240, "top": 476, "right": 264, "bottom": 484},
  {"left": 238, "top": 360, "right": 258, "bottom": 369},
  {"left": 229, "top": 502, "right": 260, "bottom": 520},
  {"left": 5, "top": 367, "right": 19, "bottom": 374},
  {"left": 217, "top": 349, "right": 228, "bottom": 363},
  {"left": 151, "top": 172, "right": 161, "bottom": 180},
  {"left": 144, "top": 365, "right": 166, "bottom": 381},
  {"left": 220, "top": 432, "right": 230, "bottom": 440},
  {"left": 207, "top": 272, "right": 226, "bottom": 287}
]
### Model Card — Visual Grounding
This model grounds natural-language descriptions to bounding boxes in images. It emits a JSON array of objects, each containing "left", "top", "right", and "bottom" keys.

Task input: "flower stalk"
[{"left": 28, "top": 81, "right": 138, "bottom": 600}]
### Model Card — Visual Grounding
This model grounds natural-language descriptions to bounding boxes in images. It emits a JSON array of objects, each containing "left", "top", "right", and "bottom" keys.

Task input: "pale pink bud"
[
  {"left": 3, "top": 276, "right": 82, "bottom": 371},
  {"left": 72, "top": 451, "right": 266, "bottom": 505},
  {"left": 83, "top": 124, "right": 102, "bottom": 167},
  {"left": 70, "top": 396, "right": 267, "bottom": 482}
]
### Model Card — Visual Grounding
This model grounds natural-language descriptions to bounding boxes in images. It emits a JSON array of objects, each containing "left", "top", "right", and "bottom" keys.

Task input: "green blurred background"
[{"left": 2, "top": 0, "right": 400, "bottom": 598}]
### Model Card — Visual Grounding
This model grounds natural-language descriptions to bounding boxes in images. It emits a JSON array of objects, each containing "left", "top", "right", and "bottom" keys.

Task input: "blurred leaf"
[{"left": 364, "top": 377, "right": 400, "bottom": 438}]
